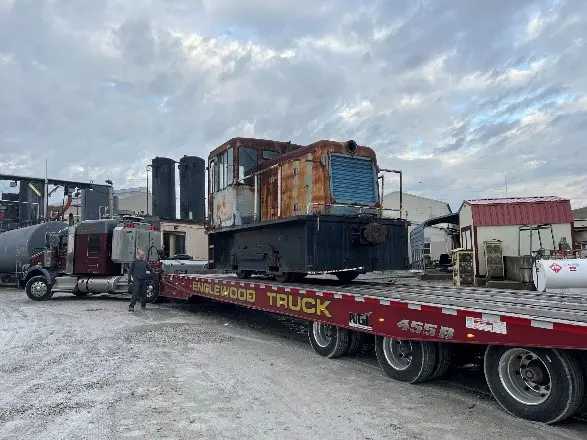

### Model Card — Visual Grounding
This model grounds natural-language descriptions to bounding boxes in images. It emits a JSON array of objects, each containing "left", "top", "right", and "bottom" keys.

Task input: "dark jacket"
[{"left": 128, "top": 259, "right": 153, "bottom": 282}]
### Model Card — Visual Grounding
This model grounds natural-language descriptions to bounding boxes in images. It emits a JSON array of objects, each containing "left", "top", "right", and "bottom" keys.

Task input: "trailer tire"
[
  {"left": 345, "top": 331, "right": 365, "bottom": 356},
  {"left": 375, "top": 336, "right": 438, "bottom": 384},
  {"left": 429, "top": 343, "right": 455, "bottom": 380},
  {"left": 308, "top": 321, "right": 350, "bottom": 359},
  {"left": 484, "top": 345, "right": 586, "bottom": 424},
  {"left": 25, "top": 275, "right": 52, "bottom": 301},
  {"left": 571, "top": 350, "right": 587, "bottom": 415}
]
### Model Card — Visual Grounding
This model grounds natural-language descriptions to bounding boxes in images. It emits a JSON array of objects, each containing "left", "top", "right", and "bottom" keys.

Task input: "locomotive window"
[
  {"left": 208, "top": 159, "right": 215, "bottom": 193},
  {"left": 239, "top": 147, "right": 257, "bottom": 186},
  {"left": 215, "top": 150, "right": 229, "bottom": 191},
  {"left": 227, "top": 147, "right": 234, "bottom": 186},
  {"left": 88, "top": 234, "right": 101, "bottom": 253},
  {"left": 262, "top": 150, "right": 278, "bottom": 160}
]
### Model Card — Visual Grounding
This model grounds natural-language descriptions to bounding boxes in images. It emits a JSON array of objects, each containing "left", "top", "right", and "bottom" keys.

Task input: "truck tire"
[
  {"left": 145, "top": 278, "right": 160, "bottom": 303},
  {"left": 72, "top": 290, "right": 89, "bottom": 297},
  {"left": 25, "top": 275, "right": 52, "bottom": 301},
  {"left": 429, "top": 343, "right": 455, "bottom": 380},
  {"left": 308, "top": 321, "right": 350, "bottom": 359},
  {"left": 375, "top": 336, "right": 438, "bottom": 384},
  {"left": 484, "top": 345, "right": 586, "bottom": 424}
]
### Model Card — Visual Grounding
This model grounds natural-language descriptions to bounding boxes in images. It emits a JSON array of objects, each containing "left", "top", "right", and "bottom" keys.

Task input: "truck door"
[{"left": 86, "top": 233, "right": 102, "bottom": 273}]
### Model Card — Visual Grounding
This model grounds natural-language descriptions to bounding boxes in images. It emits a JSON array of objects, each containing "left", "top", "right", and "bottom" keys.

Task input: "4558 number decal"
[{"left": 396, "top": 319, "right": 454, "bottom": 340}]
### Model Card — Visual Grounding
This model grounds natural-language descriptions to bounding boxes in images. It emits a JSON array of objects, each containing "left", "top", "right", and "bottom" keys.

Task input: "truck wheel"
[
  {"left": 335, "top": 271, "right": 359, "bottom": 283},
  {"left": 345, "top": 331, "right": 365, "bottom": 356},
  {"left": 25, "top": 275, "right": 52, "bottom": 301},
  {"left": 308, "top": 321, "right": 350, "bottom": 359},
  {"left": 429, "top": 343, "right": 455, "bottom": 380},
  {"left": 484, "top": 345, "right": 585, "bottom": 424},
  {"left": 72, "top": 291, "right": 89, "bottom": 297},
  {"left": 375, "top": 336, "right": 438, "bottom": 384},
  {"left": 145, "top": 278, "right": 160, "bottom": 303}
]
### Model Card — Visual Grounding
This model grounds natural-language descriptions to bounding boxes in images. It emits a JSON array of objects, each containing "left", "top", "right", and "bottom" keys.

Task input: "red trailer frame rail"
[{"left": 160, "top": 273, "right": 587, "bottom": 425}]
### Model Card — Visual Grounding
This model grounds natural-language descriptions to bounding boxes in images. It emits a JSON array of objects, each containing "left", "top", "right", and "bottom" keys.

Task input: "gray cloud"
[{"left": 0, "top": 0, "right": 586, "bottom": 211}]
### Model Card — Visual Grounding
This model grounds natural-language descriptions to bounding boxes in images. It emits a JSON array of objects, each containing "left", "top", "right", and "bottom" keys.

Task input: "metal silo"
[
  {"left": 81, "top": 185, "right": 110, "bottom": 220},
  {"left": 151, "top": 157, "right": 176, "bottom": 219},
  {"left": 179, "top": 155, "right": 205, "bottom": 222},
  {"left": 19, "top": 181, "right": 42, "bottom": 222}
]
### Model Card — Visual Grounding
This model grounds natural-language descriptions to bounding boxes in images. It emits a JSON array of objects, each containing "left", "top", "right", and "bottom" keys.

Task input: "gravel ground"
[{"left": 1, "top": 286, "right": 586, "bottom": 440}]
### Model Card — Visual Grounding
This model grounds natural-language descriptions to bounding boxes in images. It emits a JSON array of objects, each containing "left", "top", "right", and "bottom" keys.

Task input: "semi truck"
[{"left": 19, "top": 216, "right": 163, "bottom": 302}]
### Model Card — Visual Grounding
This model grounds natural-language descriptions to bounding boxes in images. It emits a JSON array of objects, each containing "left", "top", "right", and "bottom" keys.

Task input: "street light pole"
[{"left": 146, "top": 165, "right": 152, "bottom": 216}]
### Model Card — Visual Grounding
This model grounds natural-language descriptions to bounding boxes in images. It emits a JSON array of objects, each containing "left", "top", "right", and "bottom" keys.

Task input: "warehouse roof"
[{"left": 460, "top": 196, "right": 574, "bottom": 227}]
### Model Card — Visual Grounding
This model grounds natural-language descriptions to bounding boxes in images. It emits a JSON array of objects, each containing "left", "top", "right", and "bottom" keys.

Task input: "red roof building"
[
  {"left": 463, "top": 196, "right": 574, "bottom": 227},
  {"left": 458, "top": 196, "right": 575, "bottom": 278}
]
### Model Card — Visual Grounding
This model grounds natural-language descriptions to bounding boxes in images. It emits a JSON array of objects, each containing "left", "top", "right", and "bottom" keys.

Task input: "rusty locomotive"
[{"left": 206, "top": 137, "right": 409, "bottom": 282}]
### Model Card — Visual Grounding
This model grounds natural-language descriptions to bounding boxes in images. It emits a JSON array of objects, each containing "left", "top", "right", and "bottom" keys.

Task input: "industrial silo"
[
  {"left": 179, "top": 155, "right": 205, "bottom": 222},
  {"left": 81, "top": 185, "right": 110, "bottom": 220},
  {"left": 19, "top": 181, "right": 42, "bottom": 222},
  {"left": 151, "top": 157, "right": 176, "bottom": 219}
]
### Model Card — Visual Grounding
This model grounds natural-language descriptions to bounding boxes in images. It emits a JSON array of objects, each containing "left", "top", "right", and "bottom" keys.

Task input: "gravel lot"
[{"left": 1, "top": 286, "right": 586, "bottom": 440}]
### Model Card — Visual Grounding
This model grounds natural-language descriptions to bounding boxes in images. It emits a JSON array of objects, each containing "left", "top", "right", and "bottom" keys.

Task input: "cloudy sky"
[{"left": 1, "top": 0, "right": 586, "bottom": 211}]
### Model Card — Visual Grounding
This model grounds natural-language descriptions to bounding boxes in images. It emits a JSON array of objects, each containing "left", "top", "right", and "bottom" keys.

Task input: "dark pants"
[{"left": 129, "top": 279, "right": 147, "bottom": 308}]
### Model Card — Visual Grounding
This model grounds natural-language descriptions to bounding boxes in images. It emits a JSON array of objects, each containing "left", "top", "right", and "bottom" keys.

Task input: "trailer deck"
[
  {"left": 162, "top": 273, "right": 587, "bottom": 347},
  {"left": 160, "top": 271, "right": 587, "bottom": 425}
]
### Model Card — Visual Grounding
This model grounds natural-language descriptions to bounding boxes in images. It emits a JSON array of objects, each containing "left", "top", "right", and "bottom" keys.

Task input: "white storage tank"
[{"left": 533, "top": 259, "right": 587, "bottom": 292}]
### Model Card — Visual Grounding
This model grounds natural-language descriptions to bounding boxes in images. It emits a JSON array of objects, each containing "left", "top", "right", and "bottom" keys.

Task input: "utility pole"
[
  {"left": 146, "top": 165, "right": 152, "bottom": 215},
  {"left": 43, "top": 157, "right": 48, "bottom": 220}
]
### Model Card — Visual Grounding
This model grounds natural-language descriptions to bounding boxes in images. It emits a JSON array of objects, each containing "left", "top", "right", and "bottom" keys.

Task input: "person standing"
[{"left": 128, "top": 249, "right": 154, "bottom": 312}]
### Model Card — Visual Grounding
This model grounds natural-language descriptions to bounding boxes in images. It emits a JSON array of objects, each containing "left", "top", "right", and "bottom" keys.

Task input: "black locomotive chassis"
[{"left": 208, "top": 214, "right": 409, "bottom": 275}]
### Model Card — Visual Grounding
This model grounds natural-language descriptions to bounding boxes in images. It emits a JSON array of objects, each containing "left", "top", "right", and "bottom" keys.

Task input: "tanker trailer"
[{"left": 0, "top": 222, "right": 67, "bottom": 284}]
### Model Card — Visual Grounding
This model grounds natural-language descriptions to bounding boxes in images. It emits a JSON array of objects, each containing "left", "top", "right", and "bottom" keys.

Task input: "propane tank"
[{"left": 533, "top": 259, "right": 587, "bottom": 292}]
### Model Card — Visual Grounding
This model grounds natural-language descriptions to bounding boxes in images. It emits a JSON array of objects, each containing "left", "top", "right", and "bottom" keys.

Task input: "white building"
[
  {"left": 459, "top": 197, "right": 574, "bottom": 277},
  {"left": 382, "top": 191, "right": 453, "bottom": 264}
]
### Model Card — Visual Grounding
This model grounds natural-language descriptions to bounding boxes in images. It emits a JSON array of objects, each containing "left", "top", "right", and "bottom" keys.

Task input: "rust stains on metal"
[{"left": 209, "top": 137, "right": 381, "bottom": 226}]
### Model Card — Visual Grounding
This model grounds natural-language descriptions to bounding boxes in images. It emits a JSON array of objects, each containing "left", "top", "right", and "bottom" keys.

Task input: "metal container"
[
  {"left": 19, "top": 181, "right": 42, "bottom": 222},
  {"left": 152, "top": 157, "right": 176, "bottom": 219},
  {"left": 81, "top": 185, "right": 110, "bottom": 220},
  {"left": 0, "top": 221, "right": 67, "bottom": 273},
  {"left": 179, "top": 155, "right": 205, "bottom": 222}
]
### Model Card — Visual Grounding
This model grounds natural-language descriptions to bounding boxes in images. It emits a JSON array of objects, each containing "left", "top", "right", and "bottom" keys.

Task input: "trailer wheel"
[
  {"left": 375, "top": 336, "right": 438, "bottom": 384},
  {"left": 429, "top": 343, "right": 455, "bottom": 380},
  {"left": 145, "top": 278, "right": 160, "bottom": 303},
  {"left": 25, "top": 276, "right": 52, "bottom": 301},
  {"left": 335, "top": 271, "right": 359, "bottom": 283},
  {"left": 308, "top": 321, "right": 350, "bottom": 359},
  {"left": 484, "top": 346, "right": 586, "bottom": 424},
  {"left": 345, "top": 331, "right": 365, "bottom": 356}
]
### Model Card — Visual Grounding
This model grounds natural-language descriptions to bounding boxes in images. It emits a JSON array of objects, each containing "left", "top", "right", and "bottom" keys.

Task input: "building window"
[
  {"left": 423, "top": 242, "right": 431, "bottom": 255},
  {"left": 175, "top": 234, "right": 186, "bottom": 256},
  {"left": 88, "top": 234, "right": 101, "bottom": 254}
]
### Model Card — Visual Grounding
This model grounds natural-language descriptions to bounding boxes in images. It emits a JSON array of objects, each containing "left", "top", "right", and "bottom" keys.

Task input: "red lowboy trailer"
[{"left": 159, "top": 271, "right": 587, "bottom": 425}]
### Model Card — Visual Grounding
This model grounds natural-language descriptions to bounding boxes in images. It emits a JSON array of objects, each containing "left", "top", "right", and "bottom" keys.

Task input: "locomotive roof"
[
  {"left": 257, "top": 139, "right": 378, "bottom": 171},
  {"left": 208, "top": 137, "right": 303, "bottom": 159}
]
